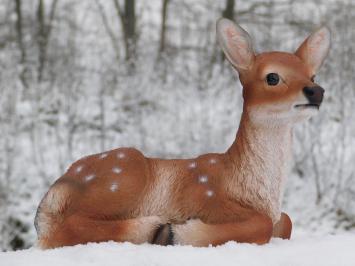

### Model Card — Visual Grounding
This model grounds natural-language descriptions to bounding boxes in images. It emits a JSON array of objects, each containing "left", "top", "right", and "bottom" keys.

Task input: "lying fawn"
[{"left": 35, "top": 18, "right": 330, "bottom": 249}]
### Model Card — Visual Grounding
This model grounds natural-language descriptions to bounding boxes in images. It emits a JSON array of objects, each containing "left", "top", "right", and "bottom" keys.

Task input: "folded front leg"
[
  {"left": 172, "top": 214, "right": 273, "bottom": 247},
  {"left": 272, "top": 212, "right": 292, "bottom": 239}
]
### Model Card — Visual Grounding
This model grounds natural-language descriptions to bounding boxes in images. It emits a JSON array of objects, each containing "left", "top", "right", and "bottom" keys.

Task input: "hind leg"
[{"left": 37, "top": 215, "right": 162, "bottom": 249}]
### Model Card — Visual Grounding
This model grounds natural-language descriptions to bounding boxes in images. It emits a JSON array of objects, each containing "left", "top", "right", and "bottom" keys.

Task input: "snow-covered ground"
[{"left": 1, "top": 233, "right": 354, "bottom": 266}]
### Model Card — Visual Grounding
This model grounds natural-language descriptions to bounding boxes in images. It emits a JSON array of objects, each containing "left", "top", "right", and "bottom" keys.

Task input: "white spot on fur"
[
  {"left": 206, "top": 190, "right": 214, "bottom": 197},
  {"left": 110, "top": 182, "right": 119, "bottom": 192},
  {"left": 209, "top": 158, "right": 217, "bottom": 164},
  {"left": 117, "top": 152, "right": 125, "bottom": 158},
  {"left": 112, "top": 167, "right": 122, "bottom": 174},
  {"left": 188, "top": 162, "right": 197, "bottom": 169},
  {"left": 198, "top": 175, "right": 208, "bottom": 183},
  {"left": 84, "top": 174, "right": 95, "bottom": 182},
  {"left": 75, "top": 165, "right": 83, "bottom": 173},
  {"left": 99, "top": 153, "right": 108, "bottom": 159}
]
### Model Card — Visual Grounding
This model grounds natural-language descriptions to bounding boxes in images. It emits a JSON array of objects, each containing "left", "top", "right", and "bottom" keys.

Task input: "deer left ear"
[
  {"left": 295, "top": 26, "right": 331, "bottom": 74},
  {"left": 217, "top": 18, "right": 255, "bottom": 71}
]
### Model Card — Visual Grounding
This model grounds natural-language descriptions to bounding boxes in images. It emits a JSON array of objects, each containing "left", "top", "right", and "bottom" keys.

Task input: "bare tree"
[
  {"left": 14, "top": 0, "right": 28, "bottom": 88},
  {"left": 222, "top": 0, "right": 235, "bottom": 21},
  {"left": 36, "top": 0, "right": 58, "bottom": 82},
  {"left": 95, "top": 0, "right": 121, "bottom": 62},
  {"left": 159, "top": 0, "right": 170, "bottom": 54},
  {"left": 113, "top": 0, "right": 136, "bottom": 63}
]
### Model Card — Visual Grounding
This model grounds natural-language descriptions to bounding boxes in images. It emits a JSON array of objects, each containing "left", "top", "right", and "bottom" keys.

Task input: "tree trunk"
[
  {"left": 95, "top": 0, "right": 121, "bottom": 61},
  {"left": 159, "top": 0, "right": 170, "bottom": 54},
  {"left": 14, "top": 0, "right": 28, "bottom": 88},
  {"left": 37, "top": 0, "right": 46, "bottom": 82},
  {"left": 36, "top": 0, "right": 58, "bottom": 82},
  {"left": 113, "top": 0, "right": 136, "bottom": 63},
  {"left": 222, "top": 0, "right": 235, "bottom": 21},
  {"left": 124, "top": 0, "right": 135, "bottom": 50}
]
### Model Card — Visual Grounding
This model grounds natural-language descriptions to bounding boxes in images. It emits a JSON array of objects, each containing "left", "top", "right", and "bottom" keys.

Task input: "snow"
[{"left": 1, "top": 234, "right": 354, "bottom": 266}]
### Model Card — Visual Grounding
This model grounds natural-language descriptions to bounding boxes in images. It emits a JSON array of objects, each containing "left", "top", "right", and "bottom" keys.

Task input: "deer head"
[{"left": 217, "top": 18, "right": 331, "bottom": 125}]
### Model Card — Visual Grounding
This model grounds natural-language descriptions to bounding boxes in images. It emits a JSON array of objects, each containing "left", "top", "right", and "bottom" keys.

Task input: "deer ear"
[
  {"left": 217, "top": 18, "right": 255, "bottom": 71},
  {"left": 295, "top": 26, "right": 331, "bottom": 73}
]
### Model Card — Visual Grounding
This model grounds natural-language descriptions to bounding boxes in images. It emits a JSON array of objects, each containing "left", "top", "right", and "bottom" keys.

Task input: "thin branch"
[{"left": 94, "top": 0, "right": 121, "bottom": 61}]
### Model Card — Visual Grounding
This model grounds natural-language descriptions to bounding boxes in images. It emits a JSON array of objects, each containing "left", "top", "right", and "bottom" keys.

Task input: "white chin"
[{"left": 294, "top": 107, "right": 320, "bottom": 121}]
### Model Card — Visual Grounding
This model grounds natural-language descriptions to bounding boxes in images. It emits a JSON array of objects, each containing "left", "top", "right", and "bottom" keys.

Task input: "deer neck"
[{"left": 225, "top": 108, "right": 293, "bottom": 223}]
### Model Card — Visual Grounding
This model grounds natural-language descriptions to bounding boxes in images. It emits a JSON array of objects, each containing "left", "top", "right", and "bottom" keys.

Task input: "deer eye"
[{"left": 266, "top": 73, "right": 280, "bottom": 86}]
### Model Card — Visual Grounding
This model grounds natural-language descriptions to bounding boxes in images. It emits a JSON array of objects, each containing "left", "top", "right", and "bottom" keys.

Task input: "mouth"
[{"left": 294, "top": 103, "right": 320, "bottom": 110}]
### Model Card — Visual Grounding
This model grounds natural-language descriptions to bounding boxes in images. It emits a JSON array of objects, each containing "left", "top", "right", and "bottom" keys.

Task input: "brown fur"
[
  {"left": 35, "top": 19, "right": 330, "bottom": 249},
  {"left": 272, "top": 212, "right": 292, "bottom": 240}
]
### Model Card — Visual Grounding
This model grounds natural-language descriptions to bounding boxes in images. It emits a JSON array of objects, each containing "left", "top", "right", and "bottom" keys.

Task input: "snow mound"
[{"left": 1, "top": 234, "right": 354, "bottom": 266}]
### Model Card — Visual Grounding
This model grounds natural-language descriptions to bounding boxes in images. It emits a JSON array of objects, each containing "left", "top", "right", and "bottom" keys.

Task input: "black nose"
[{"left": 303, "top": 86, "right": 325, "bottom": 105}]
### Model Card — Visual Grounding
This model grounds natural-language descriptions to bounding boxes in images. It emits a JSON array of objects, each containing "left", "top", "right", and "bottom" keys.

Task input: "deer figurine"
[{"left": 35, "top": 18, "right": 330, "bottom": 249}]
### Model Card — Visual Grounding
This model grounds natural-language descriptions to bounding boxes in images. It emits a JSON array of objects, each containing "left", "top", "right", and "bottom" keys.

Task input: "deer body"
[{"left": 35, "top": 19, "right": 330, "bottom": 249}]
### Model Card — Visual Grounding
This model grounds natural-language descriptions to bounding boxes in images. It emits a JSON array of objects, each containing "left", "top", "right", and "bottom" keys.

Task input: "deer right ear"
[{"left": 217, "top": 18, "right": 255, "bottom": 71}]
